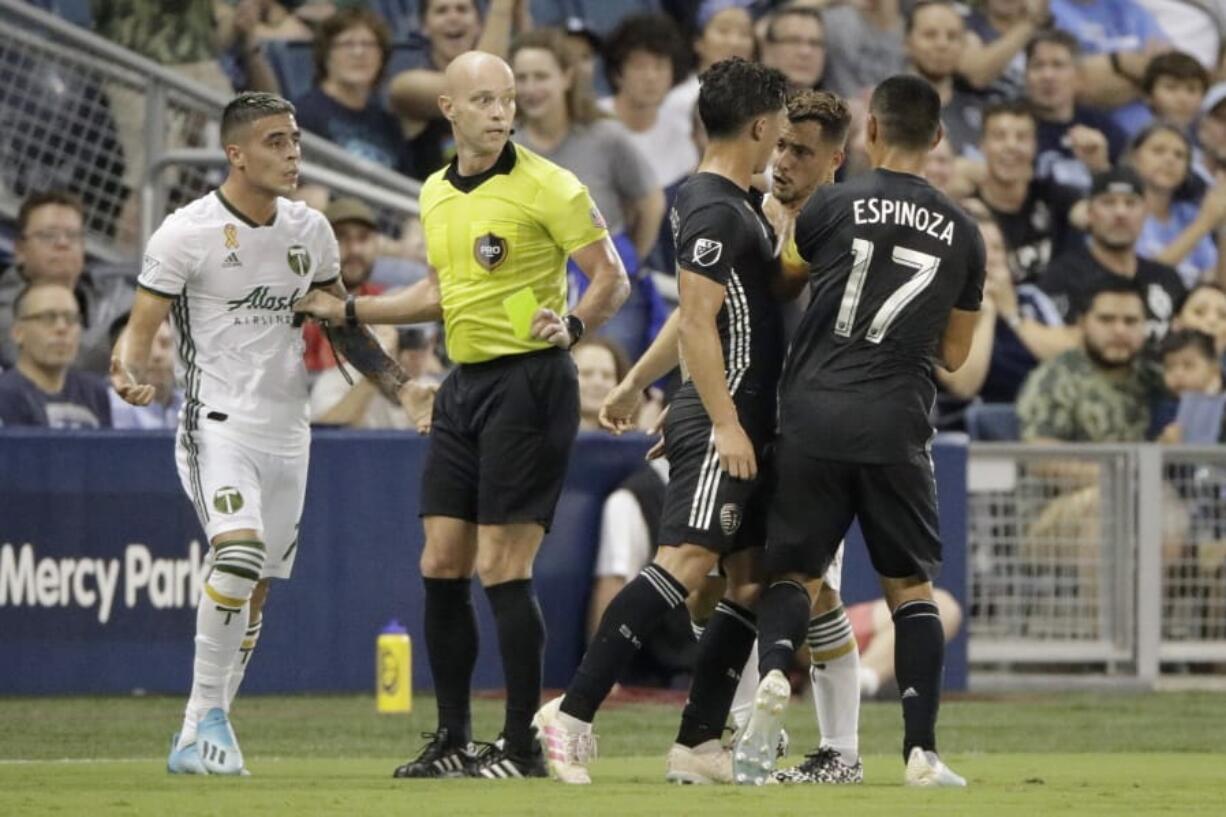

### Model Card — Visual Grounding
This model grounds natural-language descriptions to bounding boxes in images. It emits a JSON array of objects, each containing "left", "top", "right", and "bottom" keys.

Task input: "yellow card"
[{"left": 502, "top": 286, "right": 539, "bottom": 339}]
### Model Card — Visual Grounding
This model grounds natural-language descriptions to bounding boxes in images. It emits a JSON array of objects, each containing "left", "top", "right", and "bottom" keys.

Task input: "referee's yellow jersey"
[{"left": 419, "top": 142, "right": 609, "bottom": 364}]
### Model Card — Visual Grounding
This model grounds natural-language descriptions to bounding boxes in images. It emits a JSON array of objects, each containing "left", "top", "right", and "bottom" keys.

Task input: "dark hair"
[
  {"left": 1024, "top": 28, "right": 1080, "bottom": 62},
  {"left": 313, "top": 7, "right": 391, "bottom": 84},
  {"left": 1143, "top": 50, "right": 1210, "bottom": 95},
  {"left": 905, "top": 0, "right": 961, "bottom": 35},
  {"left": 419, "top": 0, "right": 476, "bottom": 21},
  {"left": 980, "top": 97, "right": 1037, "bottom": 134},
  {"left": 764, "top": 4, "right": 824, "bottom": 42},
  {"left": 511, "top": 28, "right": 606, "bottom": 126},
  {"left": 573, "top": 335, "right": 630, "bottom": 384},
  {"left": 869, "top": 74, "right": 942, "bottom": 150},
  {"left": 786, "top": 89, "right": 851, "bottom": 145},
  {"left": 1128, "top": 121, "right": 1195, "bottom": 199},
  {"left": 17, "top": 190, "right": 83, "bottom": 235},
  {"left": 220, "top": 92, "right": 296, "bottom": 143},
  {"left": 1081, "top": 276, "right": 1146, "bottom": 316},
  {"left": 698, "top": 57, "right": 788, "bottom": 139},
  {"left": 1161, "top": 328, "right": 1218, "bottom": 362},
  {"left": 603, "top": 13, "right": 685, "bottom": 93}
]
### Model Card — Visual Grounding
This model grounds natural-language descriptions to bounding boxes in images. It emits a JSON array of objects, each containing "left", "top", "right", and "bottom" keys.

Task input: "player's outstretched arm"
[
  {"left": 568, "top": 235, "right": 631, "bottom": 333},
  {"left": 678, "top": 269, "right": 756, "bottom": 480},
  {"left": 598, "top": 308, "right": 680, "bottom": 433},
  {"left": 110, "top": 289, "right": 174, "bottom": 406},
  {"left": 294, "top": 267, "right": 443, "bottom": 326}
]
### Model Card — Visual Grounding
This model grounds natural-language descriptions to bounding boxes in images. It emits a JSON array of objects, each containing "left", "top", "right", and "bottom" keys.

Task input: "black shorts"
[
  {"left": 657, "top": 390, "right": 773, "bottom": 554},
  {"left": 766, "top": 445, "right": 942, "bottom": 581},
  {"left": 420, "top": 347, "right": 579, "bottom": 529}
]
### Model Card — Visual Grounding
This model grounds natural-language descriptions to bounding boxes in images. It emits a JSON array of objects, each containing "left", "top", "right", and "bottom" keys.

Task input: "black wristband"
[
  {"left": 562, "top": 313, "right": 585, "bottom": 349},
  {"left": 345, "top": 293, "right": 359, "bottom": 328}
]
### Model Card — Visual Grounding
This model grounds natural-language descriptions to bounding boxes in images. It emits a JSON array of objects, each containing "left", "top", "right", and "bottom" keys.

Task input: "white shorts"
[{"left": 175, "top": 427, "right": 309, "bottom": 580}]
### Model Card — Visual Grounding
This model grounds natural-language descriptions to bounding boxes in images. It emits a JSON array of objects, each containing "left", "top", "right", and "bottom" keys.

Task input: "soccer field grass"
[{"left": 2, "top": 692, "right": 1224, "bottom": 816}]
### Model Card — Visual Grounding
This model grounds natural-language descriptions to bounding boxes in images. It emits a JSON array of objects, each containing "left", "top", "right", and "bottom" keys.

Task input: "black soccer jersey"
[
  {"left": 781, "top": 168, "right": 986, "bottom": 464},
  {"left": 671, "top": 172, "right": 785, "bottom": 415}
]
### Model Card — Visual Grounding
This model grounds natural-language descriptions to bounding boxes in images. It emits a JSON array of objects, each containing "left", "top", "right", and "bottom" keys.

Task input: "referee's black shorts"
[
  {"left": 657, "top": 389, "right": 773, "bottom": 555},
  {"left": 766, "top": 444, "right": 942, "bottom": 581},
  {"left": 420, "top": 347, "right": 578, "bottom": 530}
]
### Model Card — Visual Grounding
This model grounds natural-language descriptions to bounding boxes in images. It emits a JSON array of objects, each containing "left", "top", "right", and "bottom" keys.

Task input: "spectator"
[
  {"left": 904, "top": 0, "right": 984, "bottom": 158},
  {"left": 974, "top": 100, "right": 1081, "bottom": 284},
  {"left": 937, "top": 203, "right": 1074, "bottom": 407},
  {"left": 1136, "top": 51, "right": 1210, "bottom": 136},
  {"left": 1173, "top": 283, "right": 1226, "bottom": 357},
  {"left": 662, "top": 0, "right": 755, "bottom": 138},
  {"left": 1040, "top": 166, "right": 1187, "bottom": 344},
  {"left": 215, "top": 0, "right": 306, "bottom": 92},
  {"left": 293, "top": 9, "right": 418, "bottom": 177},
  {"left": 389, "top": 0, "right": 528, "bottom": 177},
  {"left": 573, "top": 337, "right": 630, "bottom": 432},
  {"left": 1018, "top": 278, "right": 1159, "bottom": 442},
  {"left": 397, "top": 325, "right": 447, "bottom": 384},
  {"left": 310, "top": 324, "right": 411, "bottom": 429},
  {"left": 759, "top": 4, "right": 827, "bottom": 92},
  {"left": 961, "top": 0, "right": 1053, "bottom": 99},
  {"left": 303, "top": 197, "right": 388, "bottom": 373},
  {"left": 0, "top": 191, "right": 133, "bottom": 375},
  {"left": 562, "top": 17, "right": 603, "bottom": 89},
  {"left": 600, "top": 14, "right": 696, "bottom": 192},
  {"left": 1050, "top": 0, "right": 1168, "bottom": 129},
  {"left": 1128, "top": 123, "right": 1226, "bottom": 288},
  {"left": 0, "top": 282, "right": 110, "bottom": 429},
  {"left": 1136, "top": 0, "right": 1224, "bottom": 72},
  {"left": 1024, "top": 29, "right": 1124, "bottom": 194},
  {"left": 1196, "top": 84, "right": 1226, "bottom": 185},
  {"left": 512, "top": 28, "right": 666, "bottom": 358},
  {"left": 821, "top": 0, "right": 907, "bottom": 99},
  {"left": 923, "top": 134, "right": 956, "bottom": 195},
  {"left": 1156, "top": 329, "right": 1225, "bottom": 443},
  {"left": 108, "top": 318, "right": 181, "bottom": 430}
]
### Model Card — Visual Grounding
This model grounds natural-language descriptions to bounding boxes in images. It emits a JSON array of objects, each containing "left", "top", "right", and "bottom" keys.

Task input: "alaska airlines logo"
[
  {"left": 226, "top": 286, "right": 303, "bottom": 312},
  {"left": 473, "top": 232, "right": 508, "bottom": 271}
]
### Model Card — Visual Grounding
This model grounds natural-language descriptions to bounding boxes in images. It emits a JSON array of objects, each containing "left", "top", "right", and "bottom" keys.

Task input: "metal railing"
[
  {"left": 968, "top": 443, "right": 1226, "bottom": 685},
  {"left": 0, "top": 0, "right": 421, "bottom": 260}
]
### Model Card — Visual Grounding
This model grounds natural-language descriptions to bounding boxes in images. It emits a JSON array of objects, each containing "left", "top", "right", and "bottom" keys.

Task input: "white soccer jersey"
[{"left": 138, "top": 190, "right": 340, "bottom": 453}]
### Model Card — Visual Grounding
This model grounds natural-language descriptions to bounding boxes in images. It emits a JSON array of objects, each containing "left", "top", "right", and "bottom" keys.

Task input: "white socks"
[
  {"left": 225, "top": 616, "right": 263, "bottom": 709},
  {"left": 808, "top": 606, "right": 860, "bottom": 765}
]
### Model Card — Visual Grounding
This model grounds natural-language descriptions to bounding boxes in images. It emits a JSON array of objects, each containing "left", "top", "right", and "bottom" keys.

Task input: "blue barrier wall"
[{"left": 0, "top": 430, "right": 968, "bottom": 694}]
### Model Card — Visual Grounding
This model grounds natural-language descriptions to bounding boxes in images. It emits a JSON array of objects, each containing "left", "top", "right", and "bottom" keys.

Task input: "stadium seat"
[
  {"left": 965, "top": 402, "right": 1021, "bottom": 442},
  {"left": 26, "top": 0, "right": 93, "bottom": 28},
  {"left": 262, "top": 40, "right": 316, "bottom": 104}
]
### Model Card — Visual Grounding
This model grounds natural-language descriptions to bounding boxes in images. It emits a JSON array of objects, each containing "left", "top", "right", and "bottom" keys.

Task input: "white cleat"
[
  {"left": 731, "top": 670, "right": 790, "bottom": 786},
  {"left": 664, "top": 740, "right": 732, "bottom": 785},
  {"left": 532, "top": 696, "right": 597, "bottom": 785},
  {"left": 904, "top": 747, "right": 967, "bottom": 787}
]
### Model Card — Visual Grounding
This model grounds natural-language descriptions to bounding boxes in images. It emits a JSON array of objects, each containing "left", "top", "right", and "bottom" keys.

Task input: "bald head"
[
  {"left": 440, "top": 50, "right": 516, "bottom": 160},
  {"left": 444, "top": 51, "right": 514, "bottom": 95}
]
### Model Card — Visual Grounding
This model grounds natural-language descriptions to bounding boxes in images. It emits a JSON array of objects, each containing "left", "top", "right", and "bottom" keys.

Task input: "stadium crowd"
[{"left": 3, "top": 0, "right": 1226, "bottom": 686}]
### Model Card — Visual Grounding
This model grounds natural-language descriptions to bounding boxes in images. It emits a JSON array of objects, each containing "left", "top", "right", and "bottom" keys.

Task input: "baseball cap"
[
  {"left": 1089, "top": 166, "right": 1144, "bottom": 199},
  {"left": 324, "top": 197, "right": 378, "bottom": 230}
]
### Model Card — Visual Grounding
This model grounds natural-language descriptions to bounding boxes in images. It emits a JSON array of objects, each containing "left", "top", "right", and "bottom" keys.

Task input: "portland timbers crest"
[{"left": 287, "top": 244, "right": 311, "bottom": 277}]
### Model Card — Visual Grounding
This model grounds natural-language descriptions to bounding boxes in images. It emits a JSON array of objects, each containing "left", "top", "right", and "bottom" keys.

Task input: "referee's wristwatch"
[{"left": 562, "top": 313, "right": 585, "bottom": 349}]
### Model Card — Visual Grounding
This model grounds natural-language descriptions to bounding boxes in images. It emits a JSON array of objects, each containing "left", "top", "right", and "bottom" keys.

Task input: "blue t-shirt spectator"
[
  {"left": 0, "top": 368, "right": 111, "bottom": 428},
  {"left": 293, "top": 88, "right": 416, "bottom": 177},
  {"left": 981, "top": 285, "right": 1067, "bottom": 403},
  {"left": 1137, "top": 200, "right": 1218, "bottom": 289},
  {"left": 1051, "top": 0, "right": 1168, "bottom": 132}
]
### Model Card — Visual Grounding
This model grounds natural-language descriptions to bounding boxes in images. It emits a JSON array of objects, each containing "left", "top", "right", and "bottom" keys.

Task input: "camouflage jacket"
[{"left": 1017, "top": 348, "right": 1162, "bottom": 442}]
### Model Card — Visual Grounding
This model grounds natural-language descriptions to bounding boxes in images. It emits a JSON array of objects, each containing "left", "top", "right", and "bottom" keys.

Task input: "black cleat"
[
  {"left": 392, "top": 729, "right": 477, "bottom": 778},
  {"left": 772, "top": 746, "right": 864, "bottom": 784},
  {"left": 468, "top": 734, "right": 548, "bottom": 779}
]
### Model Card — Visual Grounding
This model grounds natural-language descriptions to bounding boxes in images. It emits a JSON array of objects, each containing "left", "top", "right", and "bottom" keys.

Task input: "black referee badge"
[
  {"left": 287, "top": 244, "right": 311, "bottom": 277},
  {"left": 719, "top": 502, "right": 742, "bottom": 536},
  {"left": 474, "top": 232, "right": 508, "bottom": 271},
  {"left": 692, "top": 238, "right": 723, "bottom": 267}
]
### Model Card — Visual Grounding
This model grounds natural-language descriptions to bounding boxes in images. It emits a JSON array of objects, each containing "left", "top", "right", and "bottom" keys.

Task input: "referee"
[{"left": 294, "top": 51, "right": 629, "bottom": 779}]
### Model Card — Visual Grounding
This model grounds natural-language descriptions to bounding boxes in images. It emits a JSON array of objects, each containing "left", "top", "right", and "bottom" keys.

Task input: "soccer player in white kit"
[{"left": 111, "top": 93, "right": 430, "bottom": 775}]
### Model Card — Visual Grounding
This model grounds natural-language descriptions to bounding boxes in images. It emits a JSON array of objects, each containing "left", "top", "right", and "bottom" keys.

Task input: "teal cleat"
[
  {"left": 197, "top": 707, "right": 246, "bottom": 775},
  {"left": 167, "top": 733, "right": 207, "bottom": 775}
]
